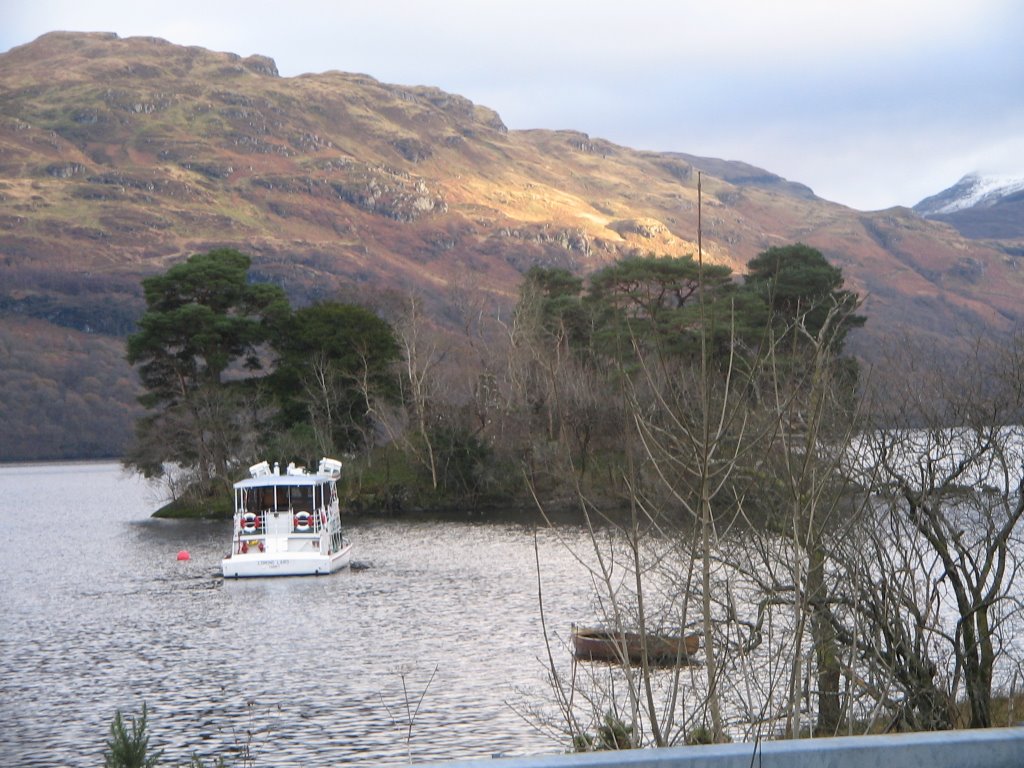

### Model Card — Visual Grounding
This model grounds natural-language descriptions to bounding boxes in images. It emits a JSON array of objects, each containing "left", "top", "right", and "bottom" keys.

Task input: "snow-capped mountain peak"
[{"left": 915, "top": 173, "right": 1024, "bottom": 216}]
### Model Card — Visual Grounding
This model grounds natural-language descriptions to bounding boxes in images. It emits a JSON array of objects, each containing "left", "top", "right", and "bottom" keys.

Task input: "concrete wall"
[{"left": 427, "top": 728, "right": 1024, "bottom": 768}]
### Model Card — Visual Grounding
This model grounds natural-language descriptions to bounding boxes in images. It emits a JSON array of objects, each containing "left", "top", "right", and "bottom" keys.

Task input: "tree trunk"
[
  {"left": 808, "top": 544, "right": 841, "bottom": 734},
  {"left": 964, "top": 606, "right": 993, "bottom": 728},
  {"left": 701, "top": 490, "right": 725, "bottom": 742}
]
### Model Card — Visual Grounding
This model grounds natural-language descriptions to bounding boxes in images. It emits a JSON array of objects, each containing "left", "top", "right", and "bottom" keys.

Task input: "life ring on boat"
[
  {"left": 240, "top": 512, "right": 261, "bottom": 533},
  {"left": 293, "top": 511, "right": 312, "bottom": 531}
]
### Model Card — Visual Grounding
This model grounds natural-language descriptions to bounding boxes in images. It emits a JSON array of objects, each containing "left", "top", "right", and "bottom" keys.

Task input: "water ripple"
[{"left": 0, "top": 464, "right": 591, "bottom": 766}]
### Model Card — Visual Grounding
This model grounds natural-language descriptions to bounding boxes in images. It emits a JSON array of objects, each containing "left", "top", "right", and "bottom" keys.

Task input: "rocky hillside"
[{"left": 2, "top": 31, "right": 1022, "bottom": 460}]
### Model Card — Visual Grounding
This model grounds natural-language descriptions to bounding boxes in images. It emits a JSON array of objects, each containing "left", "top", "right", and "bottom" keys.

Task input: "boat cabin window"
[
  {"left": 237, "top": 480, "right": 334, "bottom": 514},
  {"left": 291, "top": 486, "right": 313, "bottom": 512}
]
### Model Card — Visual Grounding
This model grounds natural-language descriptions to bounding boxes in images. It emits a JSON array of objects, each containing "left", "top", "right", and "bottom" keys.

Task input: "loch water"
[{"left": 0, "top": 462, "right": 595, "bottom": 767}]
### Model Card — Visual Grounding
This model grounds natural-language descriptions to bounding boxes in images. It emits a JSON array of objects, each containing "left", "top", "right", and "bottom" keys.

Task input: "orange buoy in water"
[{"left": 176, "top": 550, "right": 191, "bottom": 561}]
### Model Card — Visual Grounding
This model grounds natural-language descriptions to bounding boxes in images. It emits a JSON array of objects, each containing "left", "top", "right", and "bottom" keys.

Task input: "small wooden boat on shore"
[{"left": 571, "top": 626, "right": 700, "bottom": 666}]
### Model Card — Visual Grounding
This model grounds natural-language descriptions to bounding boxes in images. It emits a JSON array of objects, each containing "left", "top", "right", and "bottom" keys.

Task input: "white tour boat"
[{"left": 221, "top": 458, "right": 353, "bottom": 578}]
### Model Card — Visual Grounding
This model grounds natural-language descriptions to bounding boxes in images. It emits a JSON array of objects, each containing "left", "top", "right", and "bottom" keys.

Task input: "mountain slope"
[{"left": 1, "top": 32, "right": 1022, "bottom": 459}]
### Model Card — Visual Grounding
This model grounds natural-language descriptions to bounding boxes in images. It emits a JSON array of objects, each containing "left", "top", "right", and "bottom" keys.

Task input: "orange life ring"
[
  {"left": 294, "top": 511, "right": 312, "bottom": 531},
  {"left": 240, "top": 512, "right": 260, "bottom": 533}
]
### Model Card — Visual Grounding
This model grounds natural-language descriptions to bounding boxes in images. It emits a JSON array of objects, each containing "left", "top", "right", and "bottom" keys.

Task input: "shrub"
[{"left": 103, "top": 703, "right": 162, "bottom": 768}]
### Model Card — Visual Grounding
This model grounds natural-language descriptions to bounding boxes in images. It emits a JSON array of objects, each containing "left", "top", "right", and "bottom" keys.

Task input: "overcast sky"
[{"left": 3, "top": 0, "right": 1022, "bottom": 210}]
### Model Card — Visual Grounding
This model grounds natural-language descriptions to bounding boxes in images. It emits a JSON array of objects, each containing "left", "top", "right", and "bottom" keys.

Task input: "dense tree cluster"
[
  {"left": 522, "top": 244, "right": 862, "bottom": 365},
  {"left": 124, "top": 248, "right": 399, "bottom": 497},
  {"left": 126, "top": 243, "right": 864, "bottom": 504}
]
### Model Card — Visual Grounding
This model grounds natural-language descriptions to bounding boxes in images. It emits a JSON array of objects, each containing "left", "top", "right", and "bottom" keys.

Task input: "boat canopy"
[{"left": 233, "top": 473, "right": 335, "bottom": 490}]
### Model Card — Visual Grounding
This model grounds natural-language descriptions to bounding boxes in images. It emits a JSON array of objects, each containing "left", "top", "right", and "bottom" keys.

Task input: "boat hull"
[
  {"left": 571, "top": 627, "right": 700, "bottom": 666},
  {"left": 222, "top": 540, "right": 352, "bottom": 578}
]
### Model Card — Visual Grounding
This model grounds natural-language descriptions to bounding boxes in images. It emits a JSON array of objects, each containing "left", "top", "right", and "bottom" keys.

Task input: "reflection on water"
[{"left": 0, "top": 463, "right": 592, "bottom": 767}]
